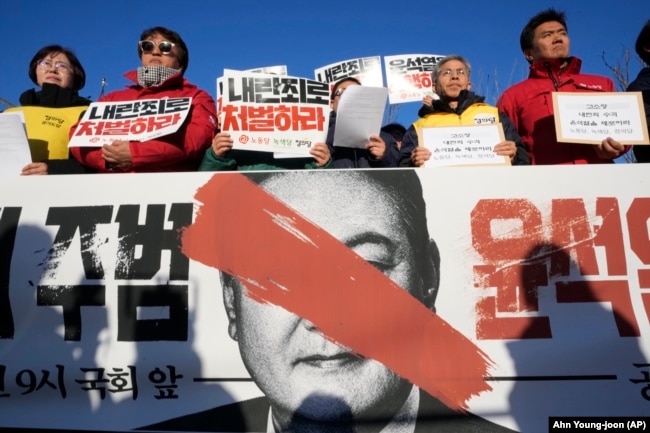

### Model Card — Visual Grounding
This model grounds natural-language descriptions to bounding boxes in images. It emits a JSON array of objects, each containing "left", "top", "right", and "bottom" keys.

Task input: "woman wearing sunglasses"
[
  {"left": 70, "top": 26, "right": 217, "bottom": 173},
  {"left": 8, "top": 45, "right": 93, "bottom": 175}
]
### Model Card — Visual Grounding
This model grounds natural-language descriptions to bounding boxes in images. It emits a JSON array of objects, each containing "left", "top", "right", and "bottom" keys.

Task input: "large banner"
[{"left": 0, "top": 165, "right": 649, "bottom": 432}]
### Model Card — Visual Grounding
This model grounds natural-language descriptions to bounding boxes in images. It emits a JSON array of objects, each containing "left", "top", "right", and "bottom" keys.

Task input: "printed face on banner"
[
  {"left": 182, "top": 168, "right": 498, "bottom": 429},
  {"left": 222, "top": 171, "right": 427, "bottom": 423}
]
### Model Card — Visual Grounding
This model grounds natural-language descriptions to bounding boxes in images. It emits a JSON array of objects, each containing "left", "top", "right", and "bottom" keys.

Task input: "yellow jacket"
[{"left": 5, "top": 105, "right": 87, "bottom": 161}]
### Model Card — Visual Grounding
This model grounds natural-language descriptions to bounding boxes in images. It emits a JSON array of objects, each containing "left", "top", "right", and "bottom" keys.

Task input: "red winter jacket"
[
  {"left": 497, "top": 57, "right": 617, "bottom": 165},
  {"left": 70, "top": 71, "right": 217, "bottom": 172}
]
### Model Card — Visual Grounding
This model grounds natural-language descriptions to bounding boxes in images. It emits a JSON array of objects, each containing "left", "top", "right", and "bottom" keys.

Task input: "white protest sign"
[
  {"left": 384, "top": 54, "right": 445, "bottom": 104},
  {"left": 68, "top": 98, "right": 192, "bottom": 147},
  {"left": 221, "top": 70, "right": 330, "bottom": 155},
  {"left": 553, "top": 92, "right": 650, "bottom": 145}
]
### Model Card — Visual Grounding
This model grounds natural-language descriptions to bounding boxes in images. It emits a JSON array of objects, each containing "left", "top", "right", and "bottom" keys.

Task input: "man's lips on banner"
[{"left": 181, "top": 173, "right": 495, "bottom": 412}]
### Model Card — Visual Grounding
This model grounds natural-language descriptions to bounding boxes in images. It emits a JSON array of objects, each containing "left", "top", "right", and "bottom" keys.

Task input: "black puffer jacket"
[{"left": 627, "top": 67, "right": 650, "bottom": 163}]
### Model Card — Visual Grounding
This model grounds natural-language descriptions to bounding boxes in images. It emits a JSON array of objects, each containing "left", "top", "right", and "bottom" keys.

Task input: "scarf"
[{"left": 136, "top": 65, "right": 182, "bottom": 88}]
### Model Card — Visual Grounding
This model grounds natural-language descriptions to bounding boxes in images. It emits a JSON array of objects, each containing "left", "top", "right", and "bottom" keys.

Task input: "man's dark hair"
[
  {"left": 28, "top": 45, "right": 86, "bottom": 91},
  {"left": 381, "top": 123, "right": 407, "bottom": 142},
  {"left": 635, "top": 20, "right": 650, "bottom": 65},
  {"left": 138, "top": 26, "right": 189, "bottom": 73},
  {"left": 330, "top": 76, "right": 361, "bottom": 101},
  {"left": 519, "top": 8, "right": 568, "bottom": 53}
]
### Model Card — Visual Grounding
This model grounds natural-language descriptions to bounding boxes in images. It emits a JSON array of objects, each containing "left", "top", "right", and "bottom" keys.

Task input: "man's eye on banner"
[{"left": 180, "top": 170, "right": 501, "bottom": 430}]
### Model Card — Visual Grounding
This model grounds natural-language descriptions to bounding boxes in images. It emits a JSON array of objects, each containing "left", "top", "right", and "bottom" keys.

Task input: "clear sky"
[{"left": 1, "top": 0, "right": 647, "bottom": 126}]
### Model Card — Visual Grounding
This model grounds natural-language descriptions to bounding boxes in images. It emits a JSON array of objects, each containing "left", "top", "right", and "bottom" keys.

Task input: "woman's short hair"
[{"left": 28, "top": 45, "right": 86, "bottom": 91}]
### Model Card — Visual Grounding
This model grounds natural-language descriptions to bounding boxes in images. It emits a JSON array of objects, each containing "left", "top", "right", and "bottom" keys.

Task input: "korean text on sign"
[
  {"left": 221, "top": 72, "right": 330, "bottom": 155},
  {"left": 68, "top": 98, "right": 192, "bottom": 147}
]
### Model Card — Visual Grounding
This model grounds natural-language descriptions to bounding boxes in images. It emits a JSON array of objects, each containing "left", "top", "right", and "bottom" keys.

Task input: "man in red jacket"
[
  {"left": 70, "top": 26, "right": 217, "bottom": 172},
  {"left": 497, "top": 8, "right": 626, "bottom": 165}
]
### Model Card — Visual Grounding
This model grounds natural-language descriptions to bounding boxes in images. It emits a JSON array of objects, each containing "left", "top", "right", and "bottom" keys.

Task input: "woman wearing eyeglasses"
[
  {"left": 70, "top": 26, "right": 217, "bottom": 173},
  {"left": 7, "top": 45, "right": 93, "bottom": 175}
]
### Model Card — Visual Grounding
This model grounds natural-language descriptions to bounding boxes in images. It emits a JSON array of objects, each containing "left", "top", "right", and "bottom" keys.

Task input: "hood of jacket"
[{"left": 527, "top": 56, "right": 582, "bottom": 80}]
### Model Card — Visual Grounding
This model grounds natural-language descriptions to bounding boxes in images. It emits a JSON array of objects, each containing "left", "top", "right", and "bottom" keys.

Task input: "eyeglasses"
[
  {"left": 440, "top": 68, "right": 468, "bottom": 77},
  {"left": 139, "top": 40, "right": 176, "bottom": 54},
  {"left": 334, "top": 87, "right": 350, "bottom": 97},
  {"left": 38, "top": 59, "right": 72, "bottom": 73}
]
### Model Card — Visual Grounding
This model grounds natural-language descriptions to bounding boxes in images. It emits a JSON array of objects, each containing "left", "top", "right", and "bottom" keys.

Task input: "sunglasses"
[{"left": 139, "top": 40, "right": 176, "bottom": 54}]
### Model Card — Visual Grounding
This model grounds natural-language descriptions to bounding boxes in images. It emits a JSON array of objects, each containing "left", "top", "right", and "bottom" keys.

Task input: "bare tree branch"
[{"left": 601, "top": 49, "right": 631, "bottom": 91}]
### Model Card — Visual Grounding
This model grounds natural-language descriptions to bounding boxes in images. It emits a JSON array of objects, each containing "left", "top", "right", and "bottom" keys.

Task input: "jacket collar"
[
  {"left": 123, "top": 69, "right": 186, "bottom": 90},
  {"left": 19, "top": 82, "right": 91, "bottom": 107},
  {"left": 528, "top": 56, "right": 582, "bottom": 79}
]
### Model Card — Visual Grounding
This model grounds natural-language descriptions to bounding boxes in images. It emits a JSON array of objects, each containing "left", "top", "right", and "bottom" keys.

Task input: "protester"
[
  {"left": 70, "top": 26, "right": 217, "bottom": 173},
  {"left": 4, "top": 45, "right": 93, "bottom": 175},
  {"left": 628, "top": 19, "right": 650, "bottom": 163},
  {"left": 400, "top": 55, "right": 530, "bottom": 167},
  {"left": 497, "top": 8, "right": 625, "bottom": 165},
  {"left": 325, "top": 77, "right": 400, "bottom": 168}
]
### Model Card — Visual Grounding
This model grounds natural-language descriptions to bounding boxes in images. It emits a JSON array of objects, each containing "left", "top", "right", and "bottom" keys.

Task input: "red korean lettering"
[
  {"left": 221, "top": 105, "right": 243, "bottom": 131},
  {"left": 274, "top": 105, "right": 292, "bottom": 131},
  {"left": 471, "top": 199, "right": 551, "bottom": 339},
  {"left": 247, "top": 105, "right": 275, "bottom": 131},
  {"left": 419, "top": 72, "right": 432, "bottom": 89},
  {"left": 101, "top": 120, "right": 131, "bottom": 136},
  {"left": 129, "top": 118, "right": 148, "bottom": 135},
  {"left": 147, "top": 114, "right": 183, "bottom": 132},
  {"left": 549, "top": 199, "right": 600, "bottom": 276},
  {"left": 292, "top": 106, "right": 325, "bottom": 131},
  {"left": 73, "top": 121, "right": 104, "bottom": 136},
  {"left": 627, "top": 198, "right": 650, "bottom": 323}
]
